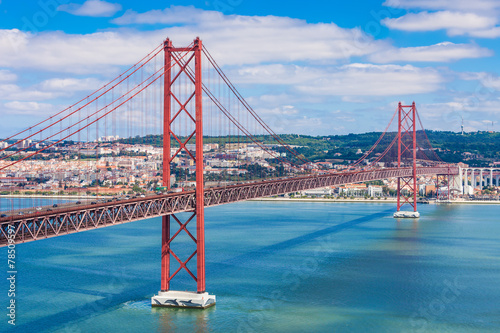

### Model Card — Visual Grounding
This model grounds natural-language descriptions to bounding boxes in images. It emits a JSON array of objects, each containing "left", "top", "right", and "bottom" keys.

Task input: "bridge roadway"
[{"left": 0, "top": 165, "right": 457, "bottom": 246}]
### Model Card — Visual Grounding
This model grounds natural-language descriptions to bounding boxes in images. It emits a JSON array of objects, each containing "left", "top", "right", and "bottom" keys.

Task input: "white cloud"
[
  {"left": 0, "top": 29, "right": 163, "bottom": 74},
  {"left": 0, "top": 83, "right": 57, "bottom": 101},
  {"left": 233, "top": 63, "right": 449, "bottom": 97},
  {"left": 382, "top": 11, "right": 496, "bottom": 32},
  {"left": 58, "top": 0, "right": 122, "bottom": 17},
  {"left": 369, "top": 42, "right": 492, "bottom": 63},
  {"left": 384, "top": 0, "right": 500, "bottom": 13},
  {"left": 421, "top": 100, "right": 500, "bottom": 120},
  {"left": 0, "top": 70, "right": 17, "bottom": 82},
  {"left": 479, "top": 76, "right": 500, "bottom": 91},
  {"left": 382, "top": 10, "right": 500, "bottom": 38},
  {"left": 466, "top": 27, "right": 500, "bottom": 38},
  {"left": 112, "top": 6, "right": 222, "bottom": 25},
  {"left": 112, "top": 6, "right": 388, "bottom": 65},
  {"left": 264, "top": 105, "right": 300, "bottom": 116},
  {"left": 233, "top": 64, "right": 324, "bottom": 85},
  {"left": 0, "top": 5, "right": 496, "bottom": 134},
  {"left": 0, "top": 77, "right": 101, "bottom": 103},
  {"left": 460, "top": 72, "right": 500, "bottom": 91},
  {"left": 39, "top": 78, "right": 104, "bottom": 92},
  {"left": 0, "top": 6, "right": 391, "bottom": 74},
  {"left": 3, "top": 101, "right": 54, "bottom": 115},
  {"left": 295, "top": 63, "right": 445, "bottom": 96},
  {"left": 207, "top": 62, "right": 447, "bottom": 102},
  {"left": 236, "top": 63, "right": 446, "bottom": 96},
  {"left": 253, "top": 107, "right": 328, "bottom": 135}
]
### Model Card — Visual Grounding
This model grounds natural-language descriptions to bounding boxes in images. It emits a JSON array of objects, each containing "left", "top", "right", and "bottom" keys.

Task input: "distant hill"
[{"left": 117, "top": 131, "right": 500, "bottom": 167}]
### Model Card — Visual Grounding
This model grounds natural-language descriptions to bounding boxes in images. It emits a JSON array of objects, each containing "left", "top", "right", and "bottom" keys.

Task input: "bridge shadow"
[
  {"left": 212, "top": 208, "right": 394, "bottom": 269},
  {"left": 4, "top": 283, "right": 159, "bottom": 333},
  {"left": 7, "top": 209, "right": 394, "bottom": 333}
]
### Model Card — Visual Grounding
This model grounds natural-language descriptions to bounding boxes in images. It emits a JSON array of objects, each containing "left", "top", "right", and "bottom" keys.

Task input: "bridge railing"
[{"left": 0, "top": 165, "right": 457, "bottom": 246}]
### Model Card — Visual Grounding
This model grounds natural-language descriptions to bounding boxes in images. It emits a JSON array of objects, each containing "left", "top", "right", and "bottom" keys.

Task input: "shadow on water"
[
  {"left": 212, "top": 208, "right": 394, "bottom": 269},
  {"left": 6, "top": 284, "right": 158, "bottom": 333},
  {"left": 6, "top": 208, "right": 394, "bottom": 333},
  {"left": 152, "top": 305, "right": 215, "bottom": 332}
]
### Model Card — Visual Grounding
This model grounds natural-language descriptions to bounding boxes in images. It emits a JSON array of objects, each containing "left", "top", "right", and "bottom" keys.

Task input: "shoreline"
[
  {"left": 249, "top": 197, "right": 500, "bottom": 205},
  {"left": 0, "top": 194, "right": 105, "bottom": 200},
  {"left": 1, "top": 194, "right": 499, "bottom": 205}
]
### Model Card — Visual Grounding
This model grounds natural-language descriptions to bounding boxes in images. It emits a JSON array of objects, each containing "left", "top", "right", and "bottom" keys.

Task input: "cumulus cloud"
[
  {"left": 295, "top": 63, "right": 446, "bottom": 96},
  {"left": 0, "top": 70, "right": 17, "bottom": 82},
  {"left": 0, "top": 5, "right": 495, "bottom": 133},
  {"left": 381, "top": 5, "right": 500, "bottom": 38},
  {"left": 420, "top": 100, "right": 500, "bottom": 127},
  {"left": 0, "top": 83, "right": 57, "bottom": 101},
  {"left": 466, "top": 27, "right": 500, "bottom": 38},
  {"left": 369, "top": 42, "right": 493, "bottom": 63},
  {"left": 252, "top": 105, "right": 329, "bottom": 135},
  {"left": 231, "top": 62, "right": 448, "bottom": 97},
  {"left": 382, "top": 11, "right": 496, "bottom": 33},
  {"left": 233, "top": 64, "right": 324, "bottom": 85},
  {"left": 3, "top": 101, "right": 54, "bottom": 115},
  {"left": 39, "top": 78, "right": 105, "bottom": 92},
  {"left": 0, "top": 7, "right": 391, "bottom": 74},
  {"left": 460, "top": 72, "right": 500, "bottom": 91},
  {"left": 112, "top": 6, "right": 222, "bottom": 25},
  {"left": 58, "top": 0, "right": 122, "bottom": 17},
  {"left": 111, "top": 6, "right": 388, "bottom": 65},
  {"left": 232, "top": 63, "right": 447, "bottom": 97},
  {"left": 264, "top": 105, "right": 300, "bottom": 116},
  {"left": 384, "top": 0, "right": 500, "bottom": 13},
  {"left": 0, "top": 29, "right": 164, "bottom": 74}
]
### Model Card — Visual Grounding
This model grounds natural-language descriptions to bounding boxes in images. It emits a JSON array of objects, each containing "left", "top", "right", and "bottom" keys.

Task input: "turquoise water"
[
  {"left": 1, "top": 200, "right": 500, "bottom": 332},
  {"left": 0, "top": 197, "right": 77, "bottom": 212}
]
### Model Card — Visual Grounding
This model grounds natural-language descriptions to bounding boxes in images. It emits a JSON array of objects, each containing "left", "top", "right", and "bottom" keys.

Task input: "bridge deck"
[{"left": 0, "top": 166, "right": 457, "bottom": 246}]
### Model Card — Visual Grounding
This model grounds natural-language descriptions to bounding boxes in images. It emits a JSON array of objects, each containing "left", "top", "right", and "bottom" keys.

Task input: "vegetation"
[{"left": 114, "top": 131, "right": 499, "bottom": 167}]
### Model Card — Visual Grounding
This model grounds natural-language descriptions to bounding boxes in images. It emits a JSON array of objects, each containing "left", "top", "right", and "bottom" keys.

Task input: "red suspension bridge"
[{"left": 0, "top": 38, "right": 459, "bottom": 308}]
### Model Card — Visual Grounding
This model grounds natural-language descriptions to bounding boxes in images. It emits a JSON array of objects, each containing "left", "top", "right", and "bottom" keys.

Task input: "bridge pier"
[
  {"left": 393, "top": 102, "right": 419, "bottom": 219},
  {"left": 152, "top": 290, "right": 215, "bottom": 309},
  {"left": 394, "top": 211, "right": 420, "bottom": 218},
  {"left": 152, "top": 37, "right": 216, "bottom": 308},
  {"left": 151, "top": 212, "right": 216, "bottom": 308}
]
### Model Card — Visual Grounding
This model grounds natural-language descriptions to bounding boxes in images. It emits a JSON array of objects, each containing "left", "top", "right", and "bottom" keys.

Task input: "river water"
[{"left": 1, "top": 200, "right": 499, "bottom": 332}]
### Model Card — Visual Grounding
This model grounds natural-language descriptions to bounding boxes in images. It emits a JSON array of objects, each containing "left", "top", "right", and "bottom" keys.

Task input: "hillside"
[{"left": 118, "top": 131, "right": 500, "bottom": 167}]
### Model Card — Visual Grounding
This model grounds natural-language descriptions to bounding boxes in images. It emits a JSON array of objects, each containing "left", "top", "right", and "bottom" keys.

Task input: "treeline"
[{"left": 115, "top": 131, "right": 499, "bottom": 167}]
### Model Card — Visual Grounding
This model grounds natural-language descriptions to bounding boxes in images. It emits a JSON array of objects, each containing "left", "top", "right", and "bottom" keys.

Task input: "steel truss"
[
  {"left": 435, "top": 174, "right": 450, "bottom": 200},
  {"left": 396, "top": 102, "right": 418, "bottom": 212},
  {"left": 162, "top": 37, "right": 206, "bottom": 293},
  {"left": 1, "top": 165, "right": 456, "bottom": 247}
]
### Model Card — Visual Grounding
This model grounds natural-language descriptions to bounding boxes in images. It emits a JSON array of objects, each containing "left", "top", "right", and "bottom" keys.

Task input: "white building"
[{"left": 302, "top": 187, "right": 332, "bottom": 196}]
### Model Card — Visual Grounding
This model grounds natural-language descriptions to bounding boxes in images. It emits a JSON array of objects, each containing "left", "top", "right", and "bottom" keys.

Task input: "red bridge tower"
[
  {"left": 394, "top": 102, "right": 420, "bottom": 218},
  {"left": 151, "top": 38, "right": 216, "bottom": 308}
]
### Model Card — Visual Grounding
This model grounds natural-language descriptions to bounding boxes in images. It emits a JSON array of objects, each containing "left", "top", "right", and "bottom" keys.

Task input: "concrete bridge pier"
[
  {"left": 463, "top": 168, "right": 468, "bottom": 195},
  {"left": 471, "top": 170, "right": 475, "bottom": 192}
]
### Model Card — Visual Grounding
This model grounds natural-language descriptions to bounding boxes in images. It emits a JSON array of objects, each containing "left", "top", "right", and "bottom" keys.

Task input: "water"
[
  {"left": 1, "top": 200, "right": 499, "bottom": 332},
  {"left": 0, "top": 197, "right": 78, "bottom": 213}
]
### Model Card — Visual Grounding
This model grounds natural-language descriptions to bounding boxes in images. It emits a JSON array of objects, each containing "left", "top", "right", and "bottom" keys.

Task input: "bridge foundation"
[
  {"left": 152, "top": 291, "right": 216, "bottom": 309},
  {"left": 394, "top": 211, "right": 420, "bottom": 218}
]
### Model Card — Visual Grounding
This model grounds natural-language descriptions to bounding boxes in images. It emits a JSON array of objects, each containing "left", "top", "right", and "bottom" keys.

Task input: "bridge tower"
[
  {"left": 394, "top": 102, "right": 420, "bottom": 218},
  {"left": 151, "top": 38, "right": 216, "bottom": 308}
]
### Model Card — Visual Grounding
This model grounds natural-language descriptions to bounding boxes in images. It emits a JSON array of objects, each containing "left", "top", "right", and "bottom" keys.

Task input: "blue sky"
[{"left": 1, "top": 0, "right": 500, "bottom": 135}]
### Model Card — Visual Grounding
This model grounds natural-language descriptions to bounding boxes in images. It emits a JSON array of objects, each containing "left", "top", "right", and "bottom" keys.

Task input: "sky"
[{"left": 0, "top": 0, "right": 500, "bottom": 135}]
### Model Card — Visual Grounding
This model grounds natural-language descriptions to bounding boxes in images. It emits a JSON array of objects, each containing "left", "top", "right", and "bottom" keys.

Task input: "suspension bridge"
[{"left": 0, "top": 37, "right": 460, "bottom": 308}]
